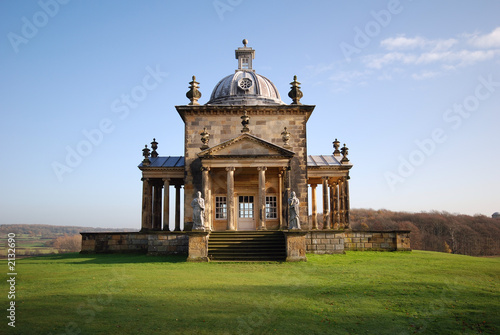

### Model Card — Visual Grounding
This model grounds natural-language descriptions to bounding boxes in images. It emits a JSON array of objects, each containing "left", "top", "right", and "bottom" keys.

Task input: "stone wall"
[
  {"left": 80, "top": 232, "right": 188, "bottom": 255},
  {"left": 306, "top": 231, "right": 345, "bottom": 254},
  {"left": 344, "top": 230, "right": 411, "bottom": 251}
]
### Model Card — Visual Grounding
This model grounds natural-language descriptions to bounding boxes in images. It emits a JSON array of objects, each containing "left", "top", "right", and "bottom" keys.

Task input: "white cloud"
[
  {"left": 381, "top": 36, "right": 427, "bottom": 50},
  {"left": 365, "top": 28, "right": 500, "bottom": 75},
  {"left": 381, "top": 35, "right": 457, "bottom": 51},
  {"left": 411, "top": 71, "right": 440, "bottom": 80},
  {"left": 468, "top": 27, "right": 500, "bottom": 48}
]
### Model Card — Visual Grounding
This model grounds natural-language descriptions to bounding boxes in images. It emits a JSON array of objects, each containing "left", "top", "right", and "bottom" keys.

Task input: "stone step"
[{"left": 208, "top": 231, "right": 286, "bottom": 262}]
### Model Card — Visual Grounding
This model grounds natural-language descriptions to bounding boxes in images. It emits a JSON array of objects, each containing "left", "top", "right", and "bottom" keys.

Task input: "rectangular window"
[
  {"left": 265, "top": 196, "right": 277, "bottom": 219},
  {"left": 242, "top": 58, "right": 249, "bottom": 69},
  {"left": 215, "top": 196, "right": 227, "bottom": 219},
  {"left": 238, "top": 196, "right": 254, "bottom": 218}
]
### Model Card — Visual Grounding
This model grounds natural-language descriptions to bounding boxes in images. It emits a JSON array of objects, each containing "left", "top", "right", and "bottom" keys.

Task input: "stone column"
[
  {"left": 258, "top": 166, "right": 267, "bottom": 230},
  {"left": 322, "top": 177, "right": 330, "bottom": 229},
  {"left": 329, "top": 182, "right": 334, "bottom": 230},
  {"left": 311, "top": 184, "right": 318, "bottom": 230},
  {"left": 162, "top": 178, "right": 170, "bottom": 231},
  {"left": 226, "top": 167, "right": 235, "bottom": 231},
  {"left": 174, "top": 184, "right": 181, "bottom": 231},
  {"left": 333, "top": 181, "right": 339, "bottom": 230},
  {"left": 141, "top": 178, "right": 153, "bottom": 230},
  {"left": 339, "top": 178, "right": 345, "bottom": 228},
  {"left": 153, "top": 181, "right": 162, "bottom": 230},
  {"left": 201, "top": 167, "right": 211, "bottom": 230},
  {"left": 278, "top": 171, "right": 283, "bottom": 229},
  {"left": 283, "top": 166, "right": 291, "bottom": 229},
  {"left": 344, "top": 177, "right": 350, "bottom": 229}
]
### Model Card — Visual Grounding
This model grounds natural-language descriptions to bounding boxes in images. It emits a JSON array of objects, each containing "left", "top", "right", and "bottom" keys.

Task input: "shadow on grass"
[
  {"left": 21, "top": 252, "right": 188, "bottom": 264},
  {"left": 13, "top": 281, "right": 499, "bottom": 335}
]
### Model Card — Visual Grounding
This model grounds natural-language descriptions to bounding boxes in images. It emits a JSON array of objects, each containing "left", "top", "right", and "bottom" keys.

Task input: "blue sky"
[{"left": 1, "top": 0, "right": 499, "bottom": 228}]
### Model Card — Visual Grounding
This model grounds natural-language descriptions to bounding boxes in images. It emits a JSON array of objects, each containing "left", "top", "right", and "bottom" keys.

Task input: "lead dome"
[{"left": 206, "top": 40, "right": 285, "bottom": 105}]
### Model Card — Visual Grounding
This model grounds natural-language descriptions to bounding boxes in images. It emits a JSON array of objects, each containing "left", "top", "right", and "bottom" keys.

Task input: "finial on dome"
[
  {"left": 242, "top": 39, "right": 248, "bottom": 47},
  {"left": 186, "top": 75, "right": 202, "bottom": 105}
]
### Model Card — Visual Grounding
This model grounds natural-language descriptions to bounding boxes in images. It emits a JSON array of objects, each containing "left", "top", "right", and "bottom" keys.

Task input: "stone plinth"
[
  {"left": 284, "top": 230, "right": 308, "bottom": 262},
  {"left": 187, "top": 231, "right": 210, "bottom": 262}
]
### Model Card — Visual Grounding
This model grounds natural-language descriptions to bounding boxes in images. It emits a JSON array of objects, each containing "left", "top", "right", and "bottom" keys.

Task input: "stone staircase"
[{"left": 208, "top": 231, "right": 286, "bottom": 261}]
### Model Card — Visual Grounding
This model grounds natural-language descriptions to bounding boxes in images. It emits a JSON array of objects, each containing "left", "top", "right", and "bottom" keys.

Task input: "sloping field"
[{"left": 2, "top": 251, "right": 498, "bottom": 334}]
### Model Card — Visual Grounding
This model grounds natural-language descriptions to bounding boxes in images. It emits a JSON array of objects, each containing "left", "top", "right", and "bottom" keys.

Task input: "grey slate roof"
[
  {"left": 140, "top": 155, "right": 343, "bottom": 168},
  {"left": 138, "top": 156, "right": 184, "bottom": 168},
  {"left": 307, "top": 155, "right": 342, "bottom": 167}
]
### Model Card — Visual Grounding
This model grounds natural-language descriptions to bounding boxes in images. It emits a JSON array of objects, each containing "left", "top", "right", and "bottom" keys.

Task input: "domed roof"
[
  {"left": 206, "top": 40, "right": 285, "bottom": 106},
  {"left": 207, "top": 71, "right": 285, "bottom": 105},
  {"left": 493, "top": 212, "right": 500, "bottom": 218}
]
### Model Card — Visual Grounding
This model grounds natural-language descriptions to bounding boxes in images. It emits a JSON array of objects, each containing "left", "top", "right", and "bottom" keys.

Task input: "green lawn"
[{"left": 2, "top": 251, "right": 499, "bottom": 334}]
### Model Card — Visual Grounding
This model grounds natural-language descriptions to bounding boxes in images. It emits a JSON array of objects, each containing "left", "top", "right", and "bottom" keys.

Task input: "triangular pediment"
[{"left": 198, "top": 133, "right": 294, "bottom": 158}]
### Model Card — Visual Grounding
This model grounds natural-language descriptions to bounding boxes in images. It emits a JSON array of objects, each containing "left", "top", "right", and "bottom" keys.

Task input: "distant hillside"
[
  {"left": 0, "top": 224, "right": 137, "bottom": 258},
  {"left": 0, "top": 224, "right": 137, "bottom": 238},
  {"left": 313, "top": 209, "right": 500, "bottom": 256}
]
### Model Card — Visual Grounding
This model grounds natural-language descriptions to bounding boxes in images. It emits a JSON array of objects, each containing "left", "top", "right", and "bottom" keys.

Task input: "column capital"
[
  {"left": 141, "top": 177, "right": 150, "bottom": 182},
  {"left": 257, "top": 166, "right": 267, "bottom": 171},
  {"left": 162, "top": 178, "right": 170, "bottom": 183},
  {"left": 225, "top": 166, "right": 235, "bottom": 172},
  {"left": 201, "top": 166, "right": 211, "bottom": 172},
  {"left": 322, "top": 176, "right": 329, "bottom": 181}
]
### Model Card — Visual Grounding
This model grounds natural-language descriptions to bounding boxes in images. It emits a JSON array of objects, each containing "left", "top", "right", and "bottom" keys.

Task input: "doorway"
[{"left": 237, "top": 195, "right": 255, "bottom": 230}]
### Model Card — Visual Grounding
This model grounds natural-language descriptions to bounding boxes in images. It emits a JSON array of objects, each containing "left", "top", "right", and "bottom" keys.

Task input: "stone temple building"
[{"left": 81, "top": 40, "right": 411, "bottom": 261}]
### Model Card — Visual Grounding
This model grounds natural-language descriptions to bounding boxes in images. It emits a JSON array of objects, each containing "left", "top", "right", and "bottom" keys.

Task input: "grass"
[{"left": 2, "top": 251, "right": 499, "bottom": 334}]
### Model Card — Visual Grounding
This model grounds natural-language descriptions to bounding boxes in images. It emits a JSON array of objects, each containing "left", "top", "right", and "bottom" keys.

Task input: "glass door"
[{"left": 237, "top": 195, "right": 255, "bottom": 230}]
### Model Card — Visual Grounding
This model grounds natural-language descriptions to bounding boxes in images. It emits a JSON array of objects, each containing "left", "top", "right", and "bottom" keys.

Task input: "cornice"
[{"left": 175, "top": 104, "right": 315, "bottom": 122}]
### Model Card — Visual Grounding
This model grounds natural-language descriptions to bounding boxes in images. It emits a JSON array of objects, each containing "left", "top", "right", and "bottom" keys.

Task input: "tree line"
[{"left": 347, "top": 209, "right": 499, "bottom": 256}]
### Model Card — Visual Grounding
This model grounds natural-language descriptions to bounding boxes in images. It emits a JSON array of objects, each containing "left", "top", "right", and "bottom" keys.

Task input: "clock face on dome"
[{"left": 238, "top": 77, "right": 253, "bottom": 90}]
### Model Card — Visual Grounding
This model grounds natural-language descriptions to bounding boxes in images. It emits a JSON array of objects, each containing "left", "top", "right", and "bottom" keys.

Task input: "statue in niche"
[
  {"left": 191, "top": 191, "right": 205, "bottom": 230},
  {"left": 288, "top": 191, "right": 301, "bottom": 230}
]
